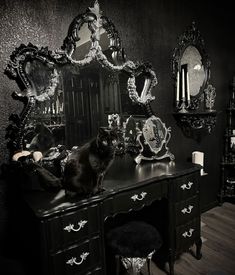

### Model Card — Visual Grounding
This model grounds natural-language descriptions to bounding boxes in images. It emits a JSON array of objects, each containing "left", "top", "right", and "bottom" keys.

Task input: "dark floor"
[{"left": 140, "top": 202, "right": 235, "bottom": 275}]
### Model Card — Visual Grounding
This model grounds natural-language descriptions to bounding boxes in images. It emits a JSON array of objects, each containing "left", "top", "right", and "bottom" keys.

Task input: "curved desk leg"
[
  {"left": 195, "top": 238, "right": 202, "bottom": 260},
  {"left": 169, "top": 249, "right": 175, "bottom": 275}
]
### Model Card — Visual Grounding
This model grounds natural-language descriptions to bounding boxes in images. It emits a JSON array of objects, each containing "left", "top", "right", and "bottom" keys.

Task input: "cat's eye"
[{"left": 112, "top": 139, "right": 117, "bottom": 145}]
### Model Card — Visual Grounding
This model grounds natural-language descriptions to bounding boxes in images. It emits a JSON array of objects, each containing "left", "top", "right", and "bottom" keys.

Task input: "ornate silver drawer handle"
[
  {"left": 182, "top": 228, "right": 194, "bottom": 238},
  {"left": 66, "top": 252, "right": 89, "bottom": 266},
  {"left": 131, "top": 192, "right": 147, "bottom": 201},
  {"left": 181, "top": 205, "right": 194, "bottom": 214},
  {"left": 180, "top": 181, "right": 193, "bottom": 190},
  {"left": 63, "top": 220, "right": 88, "bottom": 232}
]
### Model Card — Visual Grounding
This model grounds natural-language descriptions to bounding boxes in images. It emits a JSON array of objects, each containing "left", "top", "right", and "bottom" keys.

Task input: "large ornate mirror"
[
  {"left": 172, "top": 22, "right": 216, "bottom": 137},
  {"left": 5, "top": 0, "right": 174, "bottom": 164}
]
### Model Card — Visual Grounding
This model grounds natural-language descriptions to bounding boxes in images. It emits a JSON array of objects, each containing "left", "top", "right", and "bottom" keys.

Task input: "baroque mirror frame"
[
  {"left": 5, "top": 0, "right": 174, "bottom": 163},
  {"left": 172, "top": 22, "right": 216, "bottom": 137}
]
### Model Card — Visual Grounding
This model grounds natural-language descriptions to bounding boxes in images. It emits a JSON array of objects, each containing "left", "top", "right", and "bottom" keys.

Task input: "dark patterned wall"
[{"left": 0, "top": 0, "right": 235, "bottom": 241}]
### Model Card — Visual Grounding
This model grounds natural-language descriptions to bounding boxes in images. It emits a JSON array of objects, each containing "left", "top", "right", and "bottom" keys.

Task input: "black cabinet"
[{"left": 220, "top": 103, "right": 235, "bottom": 203}]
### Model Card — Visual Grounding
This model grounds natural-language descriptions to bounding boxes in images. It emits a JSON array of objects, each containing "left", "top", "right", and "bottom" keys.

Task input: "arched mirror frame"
[
  {"left": 172, "top": 21, "right": 211, "bottom": 110},
  {"left": 172, "top": 22, "right": 217, "bottom": 139},
  {"left": 5, "top": 1, "right": 173, "bottom": 163}
]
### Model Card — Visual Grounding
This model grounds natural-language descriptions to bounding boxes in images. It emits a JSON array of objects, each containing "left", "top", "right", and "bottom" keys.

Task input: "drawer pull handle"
[
  {"left": 182, "top": 228, "right": 194, "bottom": 238},
  {"left": 181, "top": 181, "right": 193, "bottom": 190},
  {"left": 181, "top": 205, "right": 194, "bottom": 214},
  {"left": 131, "top": 192, "right": 147, "bottom": 201},
  {"left": 64, "top": 220, "right": 88, "bottom": 232},
  {"left": 66, "top": 252, "right": 89, "bottom": 266}
]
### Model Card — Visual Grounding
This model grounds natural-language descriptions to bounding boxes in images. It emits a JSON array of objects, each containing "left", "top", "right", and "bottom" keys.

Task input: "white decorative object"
[
  {"left": 192, "top": 151, "right": 204, "bottom": 175},
  {"left": 182, "top": 68, "right": 185, "bottom": 99},
  {"left": 176, "top": 71, "right": 180, "bottom": 101},
  {"left": 186, "top": 71, "right": 190, "bottom": 102}
]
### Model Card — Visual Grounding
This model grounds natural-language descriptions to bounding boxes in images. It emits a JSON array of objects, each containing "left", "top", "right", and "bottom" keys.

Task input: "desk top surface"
[{"left": 22, "top": 155, "right": 201, "bottom": 218}]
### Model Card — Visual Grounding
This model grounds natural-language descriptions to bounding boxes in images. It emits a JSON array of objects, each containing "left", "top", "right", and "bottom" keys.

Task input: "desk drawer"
[
  {"left": 46, "top": 204, "right": 100, "bottom": 252},
  {"left": 171, "top": 173, "right": 199, "bottom": 202},
  {"left": 175, "top": 218, "right": 200, "bottom": 252},
  {"left": 51, "top": 236, "right": 101, "bottom": 275},
  {"left": 175, "top": 195, "right": 199, "bottom": 226},
  {"left": 111, "top": 180, "right": 167, "bottom": 214}
]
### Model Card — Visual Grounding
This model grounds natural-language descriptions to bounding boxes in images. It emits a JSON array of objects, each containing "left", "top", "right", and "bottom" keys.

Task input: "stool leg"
[
  {"left": 115, "top": 255, "right": 120, "bottom": 275},
  {"left": 147, "top": 258, "right": 151, "bottom": 275}
]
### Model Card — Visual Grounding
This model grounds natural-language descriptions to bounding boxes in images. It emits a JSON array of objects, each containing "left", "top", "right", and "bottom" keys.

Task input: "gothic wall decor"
[{"left": 172, "top": 21, "right": 217, "bottom": 138}]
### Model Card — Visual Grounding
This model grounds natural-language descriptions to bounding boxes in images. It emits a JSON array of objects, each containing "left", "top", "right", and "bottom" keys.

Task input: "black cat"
[{"left": 63, "top": 127, "right": 118, "bottom": 196}]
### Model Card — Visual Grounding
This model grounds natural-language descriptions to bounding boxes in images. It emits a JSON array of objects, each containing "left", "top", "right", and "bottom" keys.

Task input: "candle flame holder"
[{"left": 176, "top": 98, "right": 191, "bottom": 113}]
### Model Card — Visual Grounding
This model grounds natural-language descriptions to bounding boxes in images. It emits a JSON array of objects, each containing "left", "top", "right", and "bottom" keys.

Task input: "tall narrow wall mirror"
[{"left": 172, "top": 22, "right": 217, "bottom": 138}]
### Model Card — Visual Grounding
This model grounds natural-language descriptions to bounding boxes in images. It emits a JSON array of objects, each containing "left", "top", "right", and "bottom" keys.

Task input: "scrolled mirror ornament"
[
  {"left": 127, "top": 64, "right": 157, "bottom": 105},
  {"left": 204, "top": 84, "right": 216, "bottom": 111}
]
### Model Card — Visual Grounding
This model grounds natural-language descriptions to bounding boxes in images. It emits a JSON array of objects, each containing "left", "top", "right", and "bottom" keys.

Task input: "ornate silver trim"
[
  {"left": 63, "top": 220, "right": 88, "bottom": 232},
  {"left": 66, "top": 252, "right": 89, "bottom": 266},
  {"left": 121, "top": 250, "right": 155, "bottom": 274},
  {"left": 181, "top": 205, "right": 194, "bottom": 214},
  {"left": 131, "top": 192, "right": 147, "bottom": 201},
  {"left": 182, "top": 228, "right": 194, "bottom": 238},
  {"left": 180, "top": 181, "right": 193, "bottom": 190}
]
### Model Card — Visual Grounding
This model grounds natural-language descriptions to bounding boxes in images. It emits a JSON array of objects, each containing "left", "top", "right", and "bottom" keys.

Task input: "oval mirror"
[
  {"left": 172, "top": 22, "right": 210, "bottom": 110},
  {"left": 180, "top": 45, "right": 206, "bottom": 97}
]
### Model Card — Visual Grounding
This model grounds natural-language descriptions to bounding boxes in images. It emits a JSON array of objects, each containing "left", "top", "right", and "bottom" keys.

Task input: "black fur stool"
[{"left": 106, "top": 221, "right": 162, "bottom": 275}]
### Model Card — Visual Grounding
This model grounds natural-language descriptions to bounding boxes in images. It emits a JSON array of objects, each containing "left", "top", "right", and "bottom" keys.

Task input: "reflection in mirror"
[
  {"left": 180, "top": 46, "right": 206, "bottom": 97},
  {"left": 72, "top": 23, "right": 92, "bottom": 61},
  {"left": 25, "top": 60, "right": 53, "bottom": 97}
]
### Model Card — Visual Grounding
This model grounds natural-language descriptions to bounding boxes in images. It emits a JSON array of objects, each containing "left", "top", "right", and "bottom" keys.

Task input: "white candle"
[
  {"left": 182, "top": 68, "right": 185, "bottom": 99},
  {"left": 176, "top": 71, "right": 180, "bottom": 101},
  {"left": 186, "top": 71, "right": 190, "bottom": 101}
]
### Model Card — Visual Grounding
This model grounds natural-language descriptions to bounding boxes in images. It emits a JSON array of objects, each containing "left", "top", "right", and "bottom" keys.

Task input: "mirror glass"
[
  {"left": 180, "top": 46, "right": 206, "bottom": 97},
  {"left": 23, "top": 59, "right": 146, "bottom": 152},
  {"left": 142, "top": 116, "right": 167, "bottom": 154},
  {"left": 25, "top": 59, "right": 54, "bottom": 97},
  {"left": 72, "top": 23, "right": 92, "bottom": 61}
]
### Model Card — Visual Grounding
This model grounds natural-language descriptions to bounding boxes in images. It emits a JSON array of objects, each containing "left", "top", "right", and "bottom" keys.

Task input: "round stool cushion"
[{"left": 106, "top": 221, "right": 162, "bottom": 258}]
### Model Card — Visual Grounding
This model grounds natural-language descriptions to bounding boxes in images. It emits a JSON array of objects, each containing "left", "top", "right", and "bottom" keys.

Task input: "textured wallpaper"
[{"left": 0, "top": 0, "right": 89, "bottom": 164}]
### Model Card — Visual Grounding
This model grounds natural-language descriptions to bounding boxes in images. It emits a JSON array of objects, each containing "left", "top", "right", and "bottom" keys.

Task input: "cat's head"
[{"left": 96, "top": 127, "right": 118, "bottom": 150}]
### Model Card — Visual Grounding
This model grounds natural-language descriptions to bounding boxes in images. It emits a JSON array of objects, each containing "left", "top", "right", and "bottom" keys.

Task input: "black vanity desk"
[{"left": 18, "top": 156, "right": 202, "bottom": 275}]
